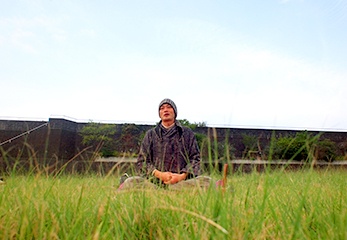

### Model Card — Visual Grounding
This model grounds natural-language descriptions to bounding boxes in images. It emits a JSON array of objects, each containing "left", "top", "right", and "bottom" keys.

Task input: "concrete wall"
[{"left": 1, "top": 118, "right": 347, "bottom": 174}]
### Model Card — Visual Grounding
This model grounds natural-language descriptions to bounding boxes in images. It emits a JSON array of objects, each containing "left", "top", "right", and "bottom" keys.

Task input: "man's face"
[{"left": 159, "top": 103, "right": 175, "bottom": 122}]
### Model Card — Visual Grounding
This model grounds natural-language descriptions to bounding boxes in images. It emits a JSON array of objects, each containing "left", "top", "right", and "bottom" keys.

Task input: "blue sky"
[{"left": 1, "top": 0, "right": 347, "bottom": 131}]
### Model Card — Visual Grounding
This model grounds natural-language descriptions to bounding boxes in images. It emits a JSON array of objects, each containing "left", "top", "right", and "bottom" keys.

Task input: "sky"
[{"left": 1, "top": 0, "right": 347, "bottom": 131}]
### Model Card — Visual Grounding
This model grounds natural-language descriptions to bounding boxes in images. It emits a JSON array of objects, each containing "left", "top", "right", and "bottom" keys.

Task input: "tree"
[
  {"left": 272, "top": 131, "right": 320, "bottom": 161},
  {"left": 79, "top": 122, "right": 118, "bottom": 157},
  {"left": 315, "top": 139, "right": 337, "bottom": 162},
  {"left": 178, "top": 119, "right": 207, "bottom": 130},
  {"left": 118, "top": 124, "right": 142, "bottom": 154}
]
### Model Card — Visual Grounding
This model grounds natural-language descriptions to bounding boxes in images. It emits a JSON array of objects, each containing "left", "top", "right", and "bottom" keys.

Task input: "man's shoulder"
[
  {"left": 180, "top": 126, "right": 195, "bottom": 135},
  {"left": 144, "top": 125, "right": 159, "bottom": 138},
  {"left": 145, "top": 127, "right": 156, "bottom": 135}
]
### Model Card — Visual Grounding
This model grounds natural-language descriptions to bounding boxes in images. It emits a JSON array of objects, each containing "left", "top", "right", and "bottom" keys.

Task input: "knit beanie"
[{"left": 159, "top": 98, "right": 177, "bottom": 118}]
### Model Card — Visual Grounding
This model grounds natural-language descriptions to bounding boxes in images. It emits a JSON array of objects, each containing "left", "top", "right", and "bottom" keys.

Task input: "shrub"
[
  {"left": 315, "top": 139, "right": 337, "bottom": 162},
  {"left": 178, "top": 119, "right": 207, "bottom": 130},
  {"left": 79, "top": 122, "right": 118, "bottom": 157},
  {"left": 272, "top": 131, "right": 314, "bottom": 161}
]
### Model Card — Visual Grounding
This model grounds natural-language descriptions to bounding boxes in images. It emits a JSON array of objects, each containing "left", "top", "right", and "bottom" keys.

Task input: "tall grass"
[
  {"left": 1, "top": 168, "right": 347, "bottom": 239},
  {"left": 1, "top": 130, "right": 347, "bottom": 239}
]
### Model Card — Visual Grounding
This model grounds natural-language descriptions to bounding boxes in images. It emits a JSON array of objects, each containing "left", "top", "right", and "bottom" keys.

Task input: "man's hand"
[
  {"left": 153, "top": 170, "right": 172, "bottom": 182},
  {"left": 164, "top": 173, "right": 187, "bottom": 185},
  {"left": 153, "top": 170, "right": 187, "bottom": 184}
]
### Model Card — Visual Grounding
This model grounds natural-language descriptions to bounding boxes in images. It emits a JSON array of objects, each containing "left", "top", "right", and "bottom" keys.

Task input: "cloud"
[
  {"left": 0, "top": 35, "right": 5, "bottom": 45},
  {"left": 84, "top": 38, "right": 346, "bottom": 129},
  {"left": 80, "top": 29, "right": 95, "bottom": 37},
  {"left": 52, "top": 32, "right": 67, "bottom": 41},
  {"left": 1, "top": 4, "right": 346, "bottom": 130},
  {"left": 321, "top": 0, "right": 347, "bottom": 24},
  {"left": 9, "top": 28, "right": 38, "bottom": 53},
  {"left": 0, "top": 15, "right": 66, "bottom": 52}
]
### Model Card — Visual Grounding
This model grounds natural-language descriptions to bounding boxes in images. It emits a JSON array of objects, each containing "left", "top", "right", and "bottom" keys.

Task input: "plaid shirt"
[{"left": 137, "top": 121, "right": 200, "bottom": 178}]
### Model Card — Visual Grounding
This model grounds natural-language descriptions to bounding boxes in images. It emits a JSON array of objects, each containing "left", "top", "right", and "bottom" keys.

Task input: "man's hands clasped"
[{"left": 153, "top": 170, "right": 187, "bottom": 185}]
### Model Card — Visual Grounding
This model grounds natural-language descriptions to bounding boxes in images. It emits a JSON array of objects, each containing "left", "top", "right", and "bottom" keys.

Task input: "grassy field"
[{"left": 0, "top": 168, "right": 346, "bottom": 239}]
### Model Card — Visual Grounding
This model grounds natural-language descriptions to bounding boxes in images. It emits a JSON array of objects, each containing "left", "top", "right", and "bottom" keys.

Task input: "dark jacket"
[{"left": 137, "top": 121, "right": 200, "bottom": 178}]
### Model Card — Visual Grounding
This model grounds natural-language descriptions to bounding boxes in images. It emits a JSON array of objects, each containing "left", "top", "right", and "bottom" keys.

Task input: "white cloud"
[
  {"left": 0, "top": 15, "right": 66, "bottom": 52},
  {"left": 9, "top": 29, "right": 38, "bottom": 53},
  {"left": 80, "top": 29, "right": 95, "bottom": 37},
  {"left": 0, "top": 35, "right": 5, "bottom": 45},
  {"left": 1, "top": 2, "right": 346, "bottom": 131},
  {"left": 52, "top": 33, "right": 66, "bottom": 41}
]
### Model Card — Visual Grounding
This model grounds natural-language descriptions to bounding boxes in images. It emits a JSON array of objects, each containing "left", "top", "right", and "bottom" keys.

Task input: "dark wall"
[
  {"left": 196, "top": 127, "right": 347, "bottom": 158},
  {"left": 47, "top": 118, "right": 78, "bottom": 163},
  {"left": 0, "top": 120, "right": 49, "bottom": 159},
  {"left": 0, "top": 118, "right": 78, "bottom": 163},
  {"left": 1, "top": 118, "right": 347, "bottom": 163}
]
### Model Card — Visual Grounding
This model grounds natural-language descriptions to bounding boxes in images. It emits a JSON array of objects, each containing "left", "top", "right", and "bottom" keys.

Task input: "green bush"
[
  {"left": 178, "top": 119, "right": 207, "bottom": 130},
  {"left": 80, "top": 122, "right": 118, "bottom": 157},
  {"left": 79, "top": 123, "right": 144, "bottom": 158},
  {"left": 272, "top": 131, "right": 314, "bottom": 161},
  {"left": 315, "top": 139, "right": 336, "bottom": 162},
  {"left": 270, "top": 131, "right": 340, "bottom": 161}
]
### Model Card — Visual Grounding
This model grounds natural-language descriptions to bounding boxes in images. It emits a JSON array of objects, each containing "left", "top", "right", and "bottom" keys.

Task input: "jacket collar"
[{"left": 155, "top": 120, "right": 183, "bottom": 140}]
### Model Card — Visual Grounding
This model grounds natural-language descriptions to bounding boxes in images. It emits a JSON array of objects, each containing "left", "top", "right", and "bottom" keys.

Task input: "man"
[{"left": 120, "top": 98, "right": 211, "bottom": 190}]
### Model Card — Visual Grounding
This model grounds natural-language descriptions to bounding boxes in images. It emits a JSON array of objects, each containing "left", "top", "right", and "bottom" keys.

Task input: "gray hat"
[{"left": 159, "top": 98, "right": 177, "bottom": 118}]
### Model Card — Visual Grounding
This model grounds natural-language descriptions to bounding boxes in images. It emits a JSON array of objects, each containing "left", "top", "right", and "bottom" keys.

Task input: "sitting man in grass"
[{"left": 120, "top": 98, "right": 211, "bottom": 190}]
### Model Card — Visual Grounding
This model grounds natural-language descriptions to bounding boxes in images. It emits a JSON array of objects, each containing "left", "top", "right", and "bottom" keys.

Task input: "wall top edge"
[{"left": 1, "top": 117, "right": 347, "bottom": 133}]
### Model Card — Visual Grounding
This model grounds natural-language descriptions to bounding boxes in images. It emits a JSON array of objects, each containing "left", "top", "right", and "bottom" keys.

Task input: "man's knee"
[
  {"left": 121, "top": 176, "right": 157, "bottom": 190},
  {"left": 168, "top": 176, "right": 213, "bottom": 190}
]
